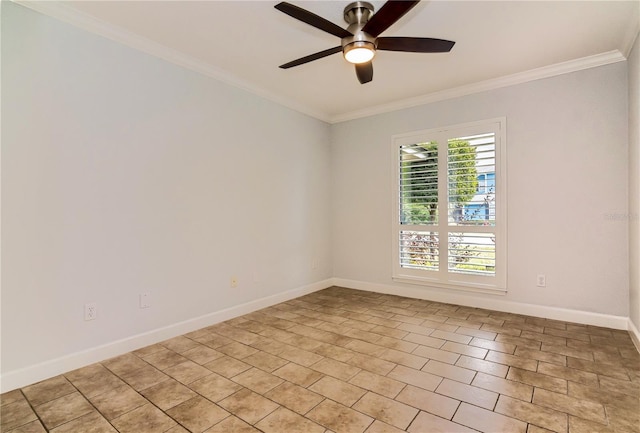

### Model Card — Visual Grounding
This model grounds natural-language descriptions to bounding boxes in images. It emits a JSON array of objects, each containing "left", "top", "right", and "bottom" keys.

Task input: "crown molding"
[
  {"left": 13, "top": 1, "right": 629, "bottom": 125},
  {"left": 621, "top": 5, "right": 640, "bottom": 58},
  {"left": 12, "top": 0, "right": 332, "bottom": 123},
  {"left": 329, "top": 50, "right": 627, "bottom": 123}
]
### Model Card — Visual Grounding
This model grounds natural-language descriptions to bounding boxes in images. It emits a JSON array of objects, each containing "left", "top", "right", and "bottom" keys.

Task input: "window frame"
[{"left": 391, "top": 118, "right": 507, "bottom": 294}]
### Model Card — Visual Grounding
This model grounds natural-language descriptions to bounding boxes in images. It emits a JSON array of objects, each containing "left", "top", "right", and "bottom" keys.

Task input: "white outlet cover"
[
  {"left": 140, "top": 292, "right": 151, "bottom": 308},
  {"left": 84, "top": 303, "right": 97, "bottom": 321}
]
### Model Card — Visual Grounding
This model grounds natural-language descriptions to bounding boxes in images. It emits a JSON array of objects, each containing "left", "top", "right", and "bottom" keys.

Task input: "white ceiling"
[{"left": 22, "top": 1, "right": 640, "bottom": 122}]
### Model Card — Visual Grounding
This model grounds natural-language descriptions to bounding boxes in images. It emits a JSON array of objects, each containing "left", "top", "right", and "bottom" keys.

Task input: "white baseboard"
[
  {"left": 0, "top": 279, "right": 333, "bottom": 393},
  {"left": 629, "top": 319, "right": 640, "bottom": 353},
  {"left": 332, "top": 278, "right": 630, "bottom": 330}
]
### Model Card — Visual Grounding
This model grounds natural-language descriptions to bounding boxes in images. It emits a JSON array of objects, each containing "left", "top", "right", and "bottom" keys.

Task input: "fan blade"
[
  {"left": 362, "top": 1, "right": 420, "bottom": 37},
  {"left": 355, "top": 62, "right": 373, "bottom": 84},
  {"left": 377, "top": 37, "right": 455, "bottom": 53},
  {"left": 279, "top": 46, "right": 342, "bottom": 69},
  {"left": 274, "top": 2, "right": 352, "bottom": 39}
]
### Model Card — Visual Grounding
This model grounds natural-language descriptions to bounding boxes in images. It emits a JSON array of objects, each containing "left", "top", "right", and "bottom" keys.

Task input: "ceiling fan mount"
[
  {"left": 275, "top": 0, "right": 455, "bottom": 84},
  {"left": 343, "top": 2, "right": 374, "bottom": 28}
]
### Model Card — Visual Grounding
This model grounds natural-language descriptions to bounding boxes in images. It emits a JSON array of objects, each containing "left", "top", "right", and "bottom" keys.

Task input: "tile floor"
[{"left": 1, "top": 286, "right": 639, "bottom": 433}]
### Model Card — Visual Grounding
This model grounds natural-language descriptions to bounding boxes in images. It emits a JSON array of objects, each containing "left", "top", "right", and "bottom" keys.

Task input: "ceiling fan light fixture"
[{"left": 343, "top": 41, "right": 375, "bottom": 64}]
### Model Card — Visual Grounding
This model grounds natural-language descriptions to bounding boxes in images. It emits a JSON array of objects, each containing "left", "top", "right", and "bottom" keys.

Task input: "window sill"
[{"left": 392, "top": 276, "right": 507, "bottom": 296}]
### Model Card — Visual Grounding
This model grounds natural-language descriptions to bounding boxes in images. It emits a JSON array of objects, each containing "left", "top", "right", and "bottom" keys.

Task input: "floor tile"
[
  {"left": 407, "top": 411, "right": 477, "bottom": 433},
  {"left": 435, "top": 378, "right": 498, "bottom": 409},
  {"left": 441, "top": 341, "right": 487, "bottom": 358},
  {"left": 1, "top": 389, "right": 24, "bottom": 407},
  {"left": 533, "top": 388, "right": 606, "bottom": 424},
  {"left": 203, "top": 355, "right": 251, "bottom": 378},
  {"left": 379, "top": 348, "right": 427, "bottom": 369},
  {"left": 352, "top": 392, "right": 418, "bottom": 430},
  {"left": 203, "top": 415, "right": 260, "bottom": 432},
  {"left": 243, "top": 351, "right": 288, "bottom": 372},
  {"left": 536, "top": 362, "right": 598, "bottom": 387},
  {"left": 119, "top": 364, "right": 169, "bottom": 391},
  {"left": 22, "top": 376, "right": 76, "bottom": 407},
  {"left": 273, "top": 363, "right": 323, "bottom": 388},
  {"left": 264, "top": 382, "right": 325, "bottom": 415},
  {"left": 395, "top": 385, "right": 460, "bottom": 419},
  {"left": 161, "top": 336, "right": 201, "bottom": 353},
  {"left": 132, "top": 343, "right": 165, "bottom": 357},
  {"left": 278, "top": 347, "right": 324, "bottom": 367},
  {"left": 494, "top": 395, "right": 568, "bottom": 432},
  {"left": 188, "top": 372, "right": 243, "bottom": 402},
  {"left": 48, "top": 410, "right": 117, "bottom": 433},
  {"left": 403, "top": 332, "right": 445, "bottom": 348},
  {"left": 469, "top": 337, "right": 516, "bottom": 354},
  {"left": 218, "top": 388, "right": 279, "bottom": 424},
  {"left": 308, "top": 376, "right": 366, "bottom": 407},
  {"left": 431, "top": 330, "right": 472, "bottom": 344},
  {"left": 64, "top": 364, "right": 125, "bottom": 398},
  {"left": 102, "top": 353, "right": 149, "bottom": 376},
  {"left": 111, "top": 403, "right": 176, "bottom": 433},
  {"left": 232, "top": 367, "right": 284, "bottom": 393},
  {"left": 453, "top": 402, "right": 527, "bottom": 433},
  {"left": 605, "top": 405, "right": 640, "bottom": 432},
  {"left": 348, "top": 370, "right": 406, "bottom": 399},
  {"left": 165, "top": 424, "right": 190, "bottom": 433},
  {"left": 181, "top": 345, "right": 225, "bottom": 365},
  {"left": 514, "top": 347, "right": 566, "bottom": 366},
  {"left": 307, "top": 399, "right": 374, "bottom": 433},
  {"left": 344, "top": 340, "right": 386, "bottom": 357},
  {"left": 312, "top": 342, "right": 357, "bottom": 363},
  {"left": 34, "top": 392, "right": 94, "bottom": 430},
  {"left": 506, "top": 366, "right": 568, "bottom": 394},
  {"left": 311, "top": 357, "right": 361, "bottom": 381},
  {"left": 568, "top": 415, "right": 616, "bottom": 433},
  {"left": 256, "top": 406, "right": 325, "bottom": 433},
  {"left": 471, "top": 372, "right": 533, "bottom": 402},
  {"left": 164, "top": 360, "right": 213, "bottom": 385},
  {"left": 598, "top": 375, "right": 640, "bottom": 398},
  {"left": 4, "top": 420, "right": 47, "bottom": 433},
  {"left": 141, "top": 348, "right": 189, "bottom": 371},
  {"left": 139, "top": 378, "right": 197, "bottom": 411},
  {"left": 387, "top": 365, "right": 442, "bottom": 391},
  {"left": 412, "top": 345, "right": 460, "bottom": 364},
  {"left": 455, "top": 327, "right": 497, "bottom": 341},
  {"left": 422, "top": 360, "right": 476, "bottom": 384},
  {"left": 166, "top": 396, "right": 229, "bottom": 432},
  {"left": 455, "top": 355, "right": 509, "bottom": 378},
  {"left": 567, "top": 381, "right": 639, "bottom": 411},
  {"left": 346, "top": 353, "right": 396, "bottom": 376},
  {"left": 217, "top": 342, "right": 259, "bottom": 360},
  {"left": 565, "top": 357, "right": 630, "bottom": 380},
  {"left": 0, "top": 398, "right": 38, "bottom": 431},
  {"left": 369, "top": 325, "right": 409, "bottom": 339},
  {"left": 485, "top": 350, "right": 538, "bottom": 371},
  {"left": 89, "top": 384, "right": 148, "bottom": 419},
  {"left": 364, "top": 419, "right": 406, "bottom": 433}
]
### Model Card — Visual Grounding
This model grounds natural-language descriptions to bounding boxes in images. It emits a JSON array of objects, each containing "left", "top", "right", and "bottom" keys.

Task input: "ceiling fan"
[{"left": 275, "top": 0, "right": 455, "bottom": 84}]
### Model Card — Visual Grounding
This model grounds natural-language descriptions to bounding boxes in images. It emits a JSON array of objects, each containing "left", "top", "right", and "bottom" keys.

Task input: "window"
[{"left": 392, "top": 118, "right": 506, "bottom": 293}]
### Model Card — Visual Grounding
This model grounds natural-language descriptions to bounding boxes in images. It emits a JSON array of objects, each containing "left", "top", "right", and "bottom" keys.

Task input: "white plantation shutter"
[{"left": 392, "top": 119, "right": 506, "bottom": 293}]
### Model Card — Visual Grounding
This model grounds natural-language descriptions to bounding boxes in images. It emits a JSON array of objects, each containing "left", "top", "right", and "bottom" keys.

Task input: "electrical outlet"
[
  {"left": 230, "top": 276, "right": 238, "bottom": 288},
  {"left": 84, "top": 303, "right": 97, "bottom": 321},
  {"left": 537, "top": 274, "right": 546, "bottom": 287},
  {"left": 140, "top": 292, "right": 151, "bottom": 309},
  {"left": 311, "top": 259, "right": 318, "bottom": 270}
]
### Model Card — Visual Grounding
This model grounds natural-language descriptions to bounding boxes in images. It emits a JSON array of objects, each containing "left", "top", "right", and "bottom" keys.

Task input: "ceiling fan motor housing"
[{"left": 342, "top": 1, "right": 377, "bottom": 58}]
